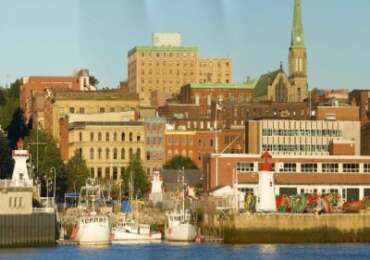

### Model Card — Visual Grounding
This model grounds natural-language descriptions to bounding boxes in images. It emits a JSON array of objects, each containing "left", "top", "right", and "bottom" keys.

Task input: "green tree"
[
  {"left": 0, "top": 133, "right": 13, "bottom": 179},
  {"left": 24, "top": 128, "right": 64, "bottom": 178},
  {"left": 122, "top": 154, "right": 150, "bottom": 198},
  {"left": 66, "top": 151, "right": 90, "bottom": 193},
  {"left": 163, "top": 155, "right": 198, "bottom": 170},
  {"left": 7, "top": 108, "right": 30, "bottom": 149},
  {"left": 8, "top": 79, "right": 21, "bottom": 99},
  {"left": 89, "top": 75, "right": 99, "bottom": 86}
]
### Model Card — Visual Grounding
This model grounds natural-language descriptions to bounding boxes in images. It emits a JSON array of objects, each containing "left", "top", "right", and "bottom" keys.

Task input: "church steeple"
[
  {"left": 291, "top": 0, "right": 304, "bottom": 48},
  {"left": 288, "top": 0, "right": 308, "bottom": 102}
]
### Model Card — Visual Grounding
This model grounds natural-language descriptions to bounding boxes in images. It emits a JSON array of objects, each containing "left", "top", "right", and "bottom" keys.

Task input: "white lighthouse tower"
[
  {"left": 11, "top": 139, "right": 33, "bottom": 187},
  {"left": 256, "top": 151, "right": 277, "bottom": 212}
]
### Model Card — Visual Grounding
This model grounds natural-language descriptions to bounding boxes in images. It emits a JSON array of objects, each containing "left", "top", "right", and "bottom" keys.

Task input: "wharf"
[{"left": 56, "top": 240, "right": 78, "bottom": 246}]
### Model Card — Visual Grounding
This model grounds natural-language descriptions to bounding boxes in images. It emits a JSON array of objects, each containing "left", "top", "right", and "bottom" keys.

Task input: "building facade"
[
  {"left": 144, "top": 117, "right": 166, "bottom": 174},
  {"left": 44, "top": 90, "right": 139, "bottom": 141},
  {"left": 206, "top": 153, "right": 370, "bottom": 202},
  {"left": 349, "top": 90, "right": 370, "bottom": 126},
  {"left": 245, "top": 119, "right": 361, "bottom": 156},
  {"left": 198, "top": 58, "right": 232, "bottom": 84}
]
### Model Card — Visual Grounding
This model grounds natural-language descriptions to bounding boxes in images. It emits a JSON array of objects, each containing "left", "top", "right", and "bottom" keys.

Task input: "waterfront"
[{"left": 1, "top": 243, "right": 370, "bottom": 260}]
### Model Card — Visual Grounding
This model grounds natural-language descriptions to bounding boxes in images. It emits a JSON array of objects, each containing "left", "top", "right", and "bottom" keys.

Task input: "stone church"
[{"left": 254, "top": 0, "right": 308, "bottom": 103}]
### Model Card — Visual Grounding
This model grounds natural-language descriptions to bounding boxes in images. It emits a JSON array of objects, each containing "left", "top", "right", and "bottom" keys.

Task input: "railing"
[
  {"left": 32, "top": 207, "right": 55, "bottom": 213},
  {"left": 0, "top": 179, "right": 33, "bottom": 188}
]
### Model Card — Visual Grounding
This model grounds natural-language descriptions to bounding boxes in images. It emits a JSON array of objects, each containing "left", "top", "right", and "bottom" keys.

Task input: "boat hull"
[
  {"left": 76, "top": 216, "right": 111, "bottom": 246},
  {"left": 112, "top": 229, "right": 162, "bottom": 241},
  {"left": 165, "top": 223, "right": 197, "bottom": 242}
]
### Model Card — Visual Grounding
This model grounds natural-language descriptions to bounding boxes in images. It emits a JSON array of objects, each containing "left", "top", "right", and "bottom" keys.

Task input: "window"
[
  {"left": 98, "top": 148, "right": 102, "bottom": 159},
  {"left": 90, "top": 148, "right": 94, "bottom": 160},
  {"left": 343, "top": 164, "right": 359, "bottom": 173},
  {"left": 113, "top": 132, "right": 117, "bottom": 141},
  {"left": 129, "top": 148, "right": 133, "bottom": 159},
  {"left": 97, "top": 167, "right": 102, "bottom": 178},
  {"left": 105, "top": 167, "right": 110, "bottom": 178},
  {"left": 113, "top": 167, "right": 118, "bottom": 180},
  {"left": 136, "top": 148, "right": 141, "bottom": 159},
  {"left": 90, "top": 167, "right": 95, "bottom": 177},
  {"left": 137, "top": 135, "right": 141, "bottom": 142},
  {"left": 106, "top": 148, "right": 110, "bottom": 159},
  {"left": 106, "top": 132, "right": 110, "bottom": 142},
  {"left": 281, "top": 163, "right": 296, "bottom": 173},
  {"left": 100, "top": 107, "right": 105, "bottom": 113},
  {"left": 69, "top": 107, "right": 75, "bottom": 113},
  {"left": 364, "top": 164, "right": 370, "bottom": 173},
  {"left": 79, "top": 132, "right": 83, "bottom": 142},
  {"left": 129, "top": 132, "right": 133, "bottom": 142},
  {"left": 113, "top": 148, "right": 118, "bottom": 160},
  {"left": 236, "top": 162, "right": 254, "bottom": 172},
  {"left": 79, "top": 107, "right": 85, "bottom": 114},
  {"left": 301, "top": 163, "right": 318, "bottom": 173},
  {"left": 98, "top": 132, "right": 102, "bottom": 141},
  {"left": 121, "top": 132, "right": 126, "bottom": 141},
  {"left": 90, "top": 132, "right": 94, "bottom": 142},
  {"left": 121, "top": 148, "right": 125, "bottom": 159},
  {"left": 322, "top": 163, "right": 339, "bottom": 173}
]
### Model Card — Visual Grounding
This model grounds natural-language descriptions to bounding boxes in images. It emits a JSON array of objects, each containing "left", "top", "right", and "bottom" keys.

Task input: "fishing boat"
[
  {"left": 112, "top": 219, "right": 161, "bottom": 242},
  {"left": 111, "top": 169, "right": 162, "bottom": 243},
  {"left": 164, "top": 168, "right": 197, "bottom": 242},
  {"left": 72, "top": 179, "right": 111, "bottom": 246}
]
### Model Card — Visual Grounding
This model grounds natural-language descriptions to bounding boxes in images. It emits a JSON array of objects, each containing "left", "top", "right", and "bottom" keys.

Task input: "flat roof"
[
  {"left": 189, "top": 82, "right": 256, "bottom": 90},
  {"left": 128, "top": 46, "right": 198, "bottom": 56}
]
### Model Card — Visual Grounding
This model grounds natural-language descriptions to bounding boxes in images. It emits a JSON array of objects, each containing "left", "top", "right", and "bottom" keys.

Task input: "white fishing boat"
[
  {"left": 72, "top": 179, "right": 111, "bottom": 246},
  {"left": 112, "top": 219, "right": 162, "bottom": 242},
  {"left": 164, "top": 168, "right": 197, "bottom": 242}
]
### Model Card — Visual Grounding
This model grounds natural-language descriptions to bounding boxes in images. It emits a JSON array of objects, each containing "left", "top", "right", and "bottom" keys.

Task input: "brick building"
[
  {"left": 205, "top": 153, "right": 370, "bottom": 202},
  {"left": 349, "top": 90, "right": 370, "bottom": 126},
  {"left": 20, "top": 69, "right": 95, "bottom": 124},
  {"left": 361, "top": 122, "right": 370, "bottom": 155},
  {"left": 164, "top": 127, "right": 244, "bottom": 169}
]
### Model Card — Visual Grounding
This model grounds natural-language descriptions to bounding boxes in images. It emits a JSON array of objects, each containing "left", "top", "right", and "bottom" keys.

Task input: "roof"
[
  {"left": 53, "top": 90, "right": 139, "bottom": 101},
  {"left": 254, "top": 69, "right": 282, "bottom": 97},
  {"left": 69, "top": 121, "right": 143, "bottom": 129},
  {"left": 189, "top": 81, "right": 256, "bottom": 90},
  {"left": 291, "top": 0, "right": 305, "bottom": 48},
  {"left": 237, "top": 173, "right": 370, "bottom": 185},
  {"left": 161, "top": 169, "right": 203, "bottom": 187},
  {"left": 128, "top": 46, "right": 198, "bottom": 56}
]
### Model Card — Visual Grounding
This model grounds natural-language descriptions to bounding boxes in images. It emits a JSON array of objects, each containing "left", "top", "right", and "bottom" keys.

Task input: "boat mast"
[{"left": 182, "top": 166, "right": 185, "bottom": 220}]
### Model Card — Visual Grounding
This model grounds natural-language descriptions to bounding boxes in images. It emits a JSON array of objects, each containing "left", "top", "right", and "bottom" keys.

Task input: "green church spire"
[{"left": 291, "top": 0, "right": 305, "bottom": 48}]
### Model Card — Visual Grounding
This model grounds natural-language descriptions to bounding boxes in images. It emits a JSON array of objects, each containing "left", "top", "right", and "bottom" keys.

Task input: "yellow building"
[
  {"left": 67, "top": 120, "right": 146, "bottom": 180},
  {"left": 127, "top": 33, "right": 233, "bottom": 105},
  {"left": 44, "top": 90, "right": 139, "bottom": 142}
]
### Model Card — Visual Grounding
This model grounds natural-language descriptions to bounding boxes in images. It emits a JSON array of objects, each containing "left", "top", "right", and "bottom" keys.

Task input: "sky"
[{"left": 0, "top": 0, "right": 369, "bottom": 90}]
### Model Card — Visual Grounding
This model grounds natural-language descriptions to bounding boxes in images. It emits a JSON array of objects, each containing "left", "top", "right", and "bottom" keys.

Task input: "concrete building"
[
  {"left": 127, "top": 33, "right": 232, "bottom": 105},
  {"left": 245, "top": 119, "right": 361, "bottom": 156},
  {"left": 205, "top": 153, "right": 370, "bottom": 202},
  {"left": 198, "top": 58, "right": 232, "bottom": 84},
  {"left": 144, "top": 117, "right": 166, "bottom": 174},
  {"left": 20, "top": 69, "right": 96, "bottom": 124},
  {"left": 60, "top": 115, "right": 146, "bottom": 180},
  {"left": 44, "top": 90, "right": 139, "bottom": 141},
  {"left": 314, "top": 105, "right": 359, "bottom": 121}
]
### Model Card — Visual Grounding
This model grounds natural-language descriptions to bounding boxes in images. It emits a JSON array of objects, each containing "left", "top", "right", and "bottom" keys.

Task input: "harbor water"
[{"left": 1, "top": 243, "right": 370, "bottom": 260}]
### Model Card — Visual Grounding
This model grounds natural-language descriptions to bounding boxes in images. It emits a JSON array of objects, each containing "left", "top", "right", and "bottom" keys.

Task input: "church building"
[{"left": 254, "top": 0, "right": 308, "bottom": 103}]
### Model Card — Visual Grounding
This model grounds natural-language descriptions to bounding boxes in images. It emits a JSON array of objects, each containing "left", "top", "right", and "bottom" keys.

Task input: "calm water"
[{"left": 1, "top": 243, "right": 370, "bottom": 260}]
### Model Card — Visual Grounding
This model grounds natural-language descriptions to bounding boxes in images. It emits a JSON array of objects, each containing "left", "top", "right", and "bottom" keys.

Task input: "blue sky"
[{"left": 0, "top": 0, "right": 369, "bottom": 89}]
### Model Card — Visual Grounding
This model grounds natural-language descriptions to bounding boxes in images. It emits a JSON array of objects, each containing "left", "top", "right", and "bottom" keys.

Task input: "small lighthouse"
[
  {"left": 256, "top": 150, "right": 277, "bottom": 212},
  {"left": 11, "top": 139, "right": 33, "bottom": 187}
]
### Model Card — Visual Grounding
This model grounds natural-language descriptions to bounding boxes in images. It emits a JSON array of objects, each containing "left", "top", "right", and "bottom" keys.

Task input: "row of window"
[
  {"left": 262, "top": 128, "right": 343, "bottom": 137},
  {"left": 262, "top": 144, "right": 329, "bottom": 153},
  {"left": 69, "top": 106, "right": 129, "bottom": 114},
  {"left": 146, "top": 136, "right": 163, "bottom": 146},
  {"left": 236, "top": 162, "right": 370, "bottom": 174},
  {"left": 87, "top": 147, "right": 141, "bottom": 160},
  {"left": 79, "top": 132, "right": 142, "bottom": 143},
  {"left": 139, "top": 51, "right": 195, "bottom": 58},
  {"left": 90, "top": 166, "right": 123, "bottom": 180},
  {"left": 8, "top": 197, "right": 24, "bottom": 208}
]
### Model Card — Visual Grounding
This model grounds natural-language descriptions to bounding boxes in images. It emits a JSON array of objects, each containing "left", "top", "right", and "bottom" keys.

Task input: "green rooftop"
[
  {"left": 128, "top": 46, "right": 198, "bottom": 56},
  {"left": 190, "top": 81, "right": 257, "bottom": 90}
]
